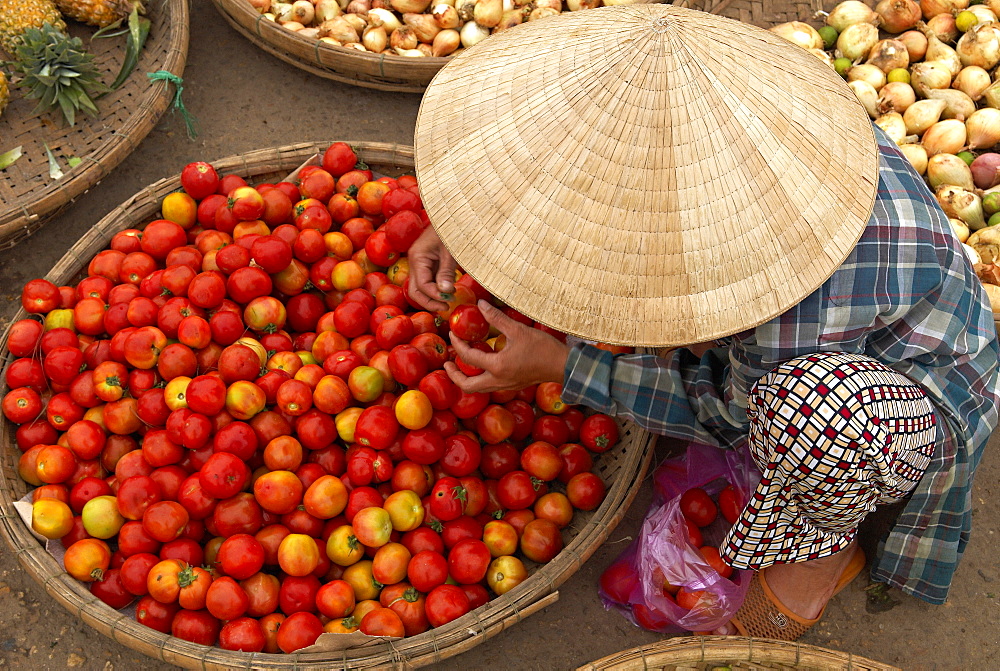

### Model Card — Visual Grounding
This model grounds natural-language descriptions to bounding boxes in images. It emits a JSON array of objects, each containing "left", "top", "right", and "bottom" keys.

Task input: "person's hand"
[
  {"left": 444, "top": 301, "right": 569, "bottom": 393},
  {"left": 407, "top": 226, "right": 457, "bottom": 312}
]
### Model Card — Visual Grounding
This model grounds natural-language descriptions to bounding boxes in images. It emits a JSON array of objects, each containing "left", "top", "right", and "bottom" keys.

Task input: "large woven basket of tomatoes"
[{"left": 0, "top": 140, "right": 656, "bottom": 668}]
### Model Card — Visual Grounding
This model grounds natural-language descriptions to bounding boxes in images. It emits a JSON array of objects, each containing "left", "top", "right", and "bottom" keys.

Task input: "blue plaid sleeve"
[{"left": 562, "top": 343, "right": 750, "bottom": 449}]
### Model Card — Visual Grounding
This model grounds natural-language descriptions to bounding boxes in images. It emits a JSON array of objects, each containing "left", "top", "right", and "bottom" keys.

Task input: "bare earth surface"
[{"left": 0, "top": 3, "right": 998, "bottom": 669}]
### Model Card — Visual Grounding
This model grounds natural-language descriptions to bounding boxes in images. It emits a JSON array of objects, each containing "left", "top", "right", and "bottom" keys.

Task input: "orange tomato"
[
  {"left": 63, "top": 538, "right": 112, "bottom": 583},
  {"left": 394, "top": 389, "right": 433, "bottom": 430}
]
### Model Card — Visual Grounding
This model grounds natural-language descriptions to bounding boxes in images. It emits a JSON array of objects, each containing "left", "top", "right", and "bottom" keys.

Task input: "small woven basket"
[
  {"left": 210, "top": 0, "right": 445, "bottom": 93},
  {"left": 0, "top": 0, "right": 190, "bottom": 250},
  {"left": 578, "top": 636, "right": 901, "bottom": 671},
  {"left": 0, "top": 141, "right": 657, "bottom": 669}
]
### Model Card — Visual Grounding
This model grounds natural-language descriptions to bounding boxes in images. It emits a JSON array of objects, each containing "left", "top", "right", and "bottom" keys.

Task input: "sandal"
[{"left": 729, "top": 547, "right": 866, "bottom": 641}]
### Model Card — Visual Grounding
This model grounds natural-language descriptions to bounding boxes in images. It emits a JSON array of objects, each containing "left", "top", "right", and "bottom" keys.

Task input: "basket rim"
[
  {"left": 577, "top": 635, "right": 902, "bottom": 671},
  {"left": 210, "top": 0, "right": 446, "bottom": 93},
  {"left": 0, "top": 0, "right": 191, "bottom": 250},
  {"left": 0, "top": 140, "right": 656, "bottom": 669}
]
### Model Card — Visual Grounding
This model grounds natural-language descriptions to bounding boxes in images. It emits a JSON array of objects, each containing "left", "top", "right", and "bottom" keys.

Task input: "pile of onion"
[
  {"left": 247, "top": 0, "right": 640, "bottom": 59},
  {"left": 771, "top": 0, "right": 1000, "bottom": 275}
]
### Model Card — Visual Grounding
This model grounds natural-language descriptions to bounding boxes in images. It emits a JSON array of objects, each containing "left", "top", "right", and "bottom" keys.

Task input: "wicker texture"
[
  {"left": 0, "top": 142, "right": 656, "bottom": 669},
  {"left": 673, "top": 0, "right": 834, "bottom": 28},
  {"left": 414, "top": 4, "right": 877, "bottom": 347},
  {"left": 578, "top": 636, "right": 900, "bottom": 670},
  {"left": 210, "top": 0, "right": 444, "bottom": 93},
  {"left": 0, "top": 0, "right": 189, "bottom": 251}
]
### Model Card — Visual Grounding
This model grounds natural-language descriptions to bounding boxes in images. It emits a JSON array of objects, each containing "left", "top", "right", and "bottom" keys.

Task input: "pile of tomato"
[
  {"left": 599, "top": 482, "right": 742, "bottom": 632},
  {"left": 3, "top": 142, "right": 622, "bottom": 654}
]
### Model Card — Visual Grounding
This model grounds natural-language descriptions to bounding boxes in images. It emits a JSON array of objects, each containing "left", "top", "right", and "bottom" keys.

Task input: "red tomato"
[
  {"left": 497, "top": 470, "right": 539, "bottom": 510},
  {"left": 424, "top": 584, "right": 470, "bottom": 628},
  {"left": 699, "top": 545, "right": 734, "bottom": 579},
  {"left": 447, "top": 539, "right": 491, "bottom": 584},
  {"left": 580, "top": 413, "right": 620, "bottom": 453},
  {"left": 276, "top": 611, "right": 323, "bottom": 652},
  {"left": 679, "top": 488, "right": 718, "bottom": 527},
  {"left": 718, "top": 484, "right": 742, "bottom": 525},
  {"left": 219, "top": 617, "right": 266, "bottom": 652},
  {"left": 600, "top": 560, "right": 640, "bottom": 605},
  {"left": 407, "top": 550, "right": 448, "bottom": 593},
  {"left": 684, "top": 518, "right": 704, "bottom": 548},
  {"left": 429, "top": 476, "right": 466, "bottom": 522},
  {"left": 566, "top": 472, "right": 606, "bottom": 511}
]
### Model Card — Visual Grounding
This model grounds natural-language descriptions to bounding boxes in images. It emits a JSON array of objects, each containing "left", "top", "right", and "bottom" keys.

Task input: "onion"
[
  {"left": 937, "top": 184, "right": 986, "bottom": 229},
  {"left": 900, "top": 142, "right": 929, "bottom": 174},
  {"left": 825, "top": 0, "right": 880, "bottom": 31},
  {"left": 904, "top": 98, "right": 947, "bottom": 134},
  {"left": 848, "top": 63, "right": 887, "bottom": 90},
  {"left": 983, "top": 80, "right": 1000, "bottom": 109},
  {"left": 875, "top": 0, "right": 922, "bottom": 33},
  {"left": 280, "top": 20, "right": 305, "bottom": 31},
  {"left": 431, "top": 28, "right": 460, "bottom": 55},
  {"left": 848, "top": 80, "right": 881, "bottom": 118},
  {"left": 952, "top": 66, "right": 991, "bottom": 101},
  {"left": 971, "top": 153, "right": 1000, "bottom": 189},
  {"left": 965, "top": 107, "right": 1000, "bottom": 150},
  {"left": 923, "top": 119, "right": 969, "bottom": 155},
  {"left": 455, "top": 0, "right": 476, "bottom": 20},
  {"left": 342, "top": 13, "right": 366, "bottom": 32},
  {"left": 368, "top": 8, "right": 401, "bottom": 33},
  {"left": 431, "top": 4, "right": 460, "bottom": 29},
  {"left": 495, "top": 8, "right": 524, "bottom": 31},
  {"left": 315, "top": 0, "right": 341, "bottom": 20},
  {"left": 910, "top": 61, "right": 953, "bottom": 97},
  {"left": 898, "top": 30, "right": 928, "bottom": 61},
  {"left": 362, "top": 24, "right": 387, "bottom": 52},
  {"left": 769, "top": 22, "right": 824, "bottom": 50},
  {"left": 460, "top": 20, "right": 490, "bottom": 46},
  {"left": 876, "top": 112, "right": 908, "bottom": 144},
  {"left": 987, "top": 0, "right": 1000, "bottom": 17},
  {"left": 951, "top": 218, "right": 970, "bottom": 244},
  {"left": 565, "top": 0, "right": 600, "bottom": 9},
  {"left": 390, "top": 0, "right": 431, "bottom": 14},
  {"left": 878, "top": 81, "right": 917, "bottom": 113},
  {"left": 968, "top": 5, "right": 998, "bottom": 24},
  {"left": 956, "top": 23, "right": 1000, "bottom": 69},
  {"left": 473, "top": 0, "right": 502, "bottom": 27},
  {"left": 318, "top": 16, "right": 359, "bottom": 42},
  {"left": 924, "top": 14, "right": 958, "bottom": 43},
  {"left": 389, "top": 24, "right": 418, "bottom": 49},
  {"left": 926, "top": 88, "right": 977, "bottom": 120},
  {"left": 920, "top": 0, "right": 967, "bottom": 19},
  {"left": 808, "top": 48, "right": 836, "bottom": 68},
  {"left": 249, "top": 0, "right": 271, "bottom": 12},
  {"left": 923, "top": 31, "right": 963, "bottom": 76},
  {"left": 289, "top": 0, "right": 315, "bottom": 23},
  {"left": 528, "top": 6, "right": 559, "bottom": 20},
  {"left": 403, "top": 13, "right": 441, "bottom": 41},
  {"left": 394, "top": 47, "right": 424, "bottom": 57},
  {"left": 867, "top": 39, "right": 910, "bottom": 73},
  {"left": 926, "top": 153, "right": 975, "bottom": 189},
  {"left": 836, "top": 22, "right": 879, "bottom": 61}
]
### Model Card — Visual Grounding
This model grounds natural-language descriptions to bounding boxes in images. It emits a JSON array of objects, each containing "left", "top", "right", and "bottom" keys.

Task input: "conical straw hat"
[{"left": 414, "top": 4, "right": 878, "bottom": 347}]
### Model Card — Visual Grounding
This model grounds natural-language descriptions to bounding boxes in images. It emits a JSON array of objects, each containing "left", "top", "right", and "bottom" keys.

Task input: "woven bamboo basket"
[
  {"left": 210, "top": 0, "right": 443, "bottom": 93},
  {"left": 673, "top": 0, "right": 835, "bottom": 27},
  {"left": 578, "top": 636, "right": 900, "bottom": 671},
  {"left": 0, "top": 0, "right": 189, "bottom": 250},
  {"left": 0, "top": 141, "right": 657, "bottom": 669}
]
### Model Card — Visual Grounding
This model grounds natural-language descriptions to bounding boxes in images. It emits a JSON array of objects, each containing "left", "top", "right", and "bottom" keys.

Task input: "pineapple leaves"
[
  {"left": 107, "top": 9, "right": 149, "bottom": 92},
  {"left": 10, "top": 23, "right": 109, "bottom": 126}
]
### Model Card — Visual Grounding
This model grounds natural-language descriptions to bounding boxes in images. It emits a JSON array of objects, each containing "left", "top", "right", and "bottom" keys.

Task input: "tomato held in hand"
[{"left": 679, "top": 487, "right": 717, "bottom": 527}]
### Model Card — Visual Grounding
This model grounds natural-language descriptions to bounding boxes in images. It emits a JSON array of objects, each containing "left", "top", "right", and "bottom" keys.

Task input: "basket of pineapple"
[{"left": 0, "top": 0, "right": 189, "bottom": 250}]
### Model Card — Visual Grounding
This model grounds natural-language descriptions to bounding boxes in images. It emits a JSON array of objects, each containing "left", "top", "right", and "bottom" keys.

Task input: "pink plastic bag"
[{"left": 599, "top": 442, "right": 761, "bottom": 633}]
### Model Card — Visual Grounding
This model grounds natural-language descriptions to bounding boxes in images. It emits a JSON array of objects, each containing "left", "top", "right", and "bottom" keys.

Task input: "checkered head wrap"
[{"left": 721, "top": 352, "right": 938, "bottom": 569}]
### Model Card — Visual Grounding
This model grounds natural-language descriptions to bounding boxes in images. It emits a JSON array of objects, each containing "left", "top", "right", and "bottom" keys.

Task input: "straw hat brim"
[{"left": 414, "top": 4, "right": 878, "bottom": 347}]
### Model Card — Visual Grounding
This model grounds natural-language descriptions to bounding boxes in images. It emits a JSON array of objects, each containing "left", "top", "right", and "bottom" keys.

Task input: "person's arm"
[{"left": 561, "top": 343, "right": 750, "bottom": 448}]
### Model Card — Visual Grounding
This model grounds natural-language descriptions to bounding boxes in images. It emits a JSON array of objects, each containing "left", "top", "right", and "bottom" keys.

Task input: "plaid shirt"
[{"left": 562, "top": 125, "right": 1000, "bottom": 605}]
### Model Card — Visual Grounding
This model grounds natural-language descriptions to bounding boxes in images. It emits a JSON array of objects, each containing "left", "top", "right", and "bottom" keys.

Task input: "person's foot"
[{"left": 711, "top": 540, "right": 860, "bottom": 635}]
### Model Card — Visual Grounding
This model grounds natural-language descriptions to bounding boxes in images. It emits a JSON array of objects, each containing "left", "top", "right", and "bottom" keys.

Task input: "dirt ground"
[{"left": 0, "top": 2, "right": 998, "bottom": 669}]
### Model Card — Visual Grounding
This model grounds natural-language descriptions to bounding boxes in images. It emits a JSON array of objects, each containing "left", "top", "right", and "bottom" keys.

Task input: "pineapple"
[
  {"left": 10, "top": 24, "right": 108, "bottom": 125},
  {"left": 0, "top": 71, "right": 8, "bottom": 118},
  {"left": 55, "top": 0, "right": 144, "bottom": 28},
  {"left": 0, "top": 0, "right": 67, "bottom": 55}
]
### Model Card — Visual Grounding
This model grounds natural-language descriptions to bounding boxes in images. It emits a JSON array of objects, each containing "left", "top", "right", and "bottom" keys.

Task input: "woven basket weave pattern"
[
  {"left": 0, "top": 142, "right": 656, "bottom": 669},
  {"left": 0, "top": 0, "right": 189, "bottom": 250}
]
